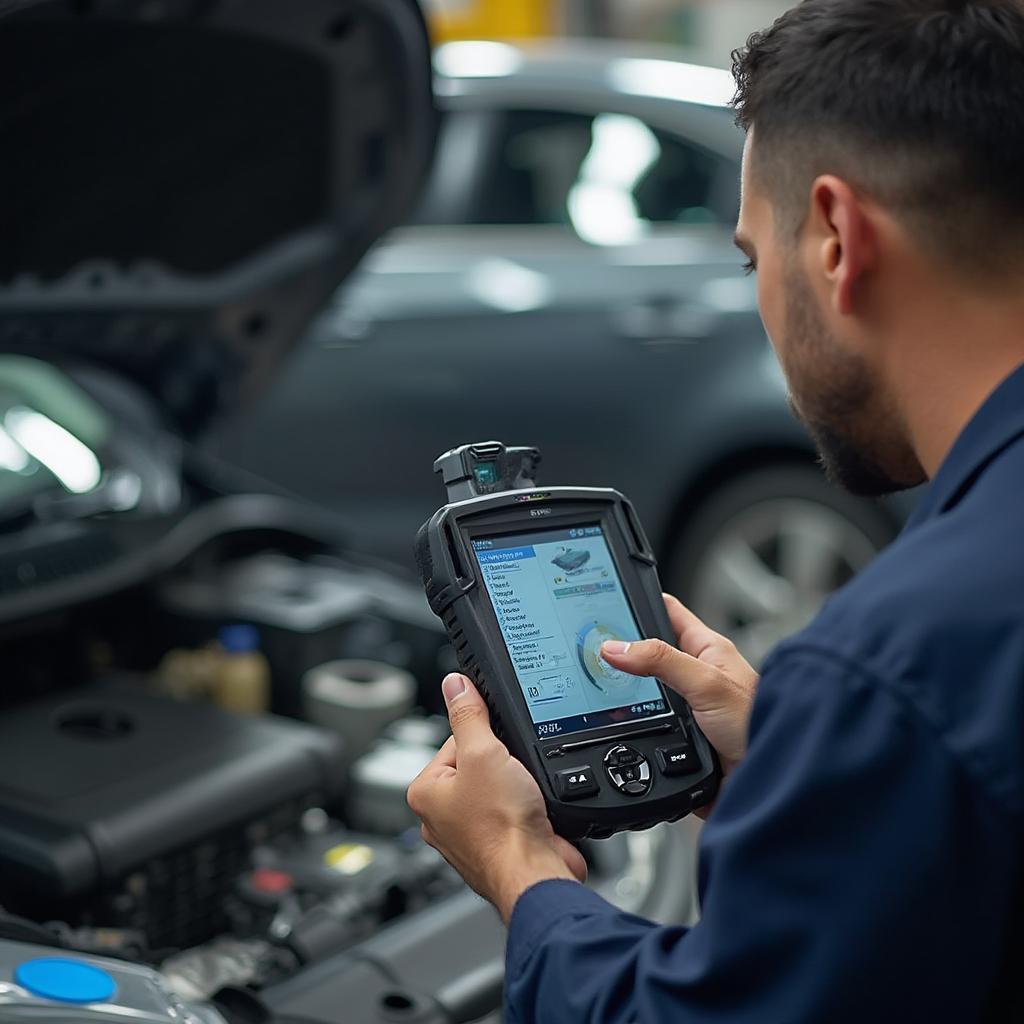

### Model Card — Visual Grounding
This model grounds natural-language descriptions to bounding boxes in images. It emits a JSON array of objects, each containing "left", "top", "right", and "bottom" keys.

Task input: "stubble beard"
[{"left": 781, "top": 267, "right": 925, "bottom": 498}]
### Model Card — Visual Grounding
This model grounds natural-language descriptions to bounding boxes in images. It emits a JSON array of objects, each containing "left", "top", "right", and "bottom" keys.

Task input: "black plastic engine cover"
[{"left": 0, "top": 682, "right": 345, "bottom": 947}]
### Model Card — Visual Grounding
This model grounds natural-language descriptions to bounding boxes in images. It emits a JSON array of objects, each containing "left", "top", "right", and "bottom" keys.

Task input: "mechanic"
[{"left": 407, "top": 1, "right": 1024, "bottom": 1020}]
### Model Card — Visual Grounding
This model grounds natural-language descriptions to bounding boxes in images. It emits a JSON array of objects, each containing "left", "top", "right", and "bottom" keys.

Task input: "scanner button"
[
  {"left": 554, "top": 767, "right": 599, "bottom": 801},
  {"left": 604, "top": 744, "right": 641, "bottom": 768},
  {"left": 657, "top": 743, "right": 700, "bottom": 777},
  {"left": 604, "top": 745, "right": 652, "bottom": 796}
]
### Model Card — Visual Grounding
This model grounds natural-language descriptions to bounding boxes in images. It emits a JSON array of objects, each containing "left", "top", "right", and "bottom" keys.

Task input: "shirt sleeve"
[{"left": 503, "top": 647, "right": 1018, "bottom": 1024}]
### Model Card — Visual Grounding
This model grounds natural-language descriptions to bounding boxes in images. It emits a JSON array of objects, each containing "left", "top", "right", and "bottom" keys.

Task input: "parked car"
[
  {"left": 0, "top": 9, "right": 709, "bottom": 1024},
  {"left": 208, "top": 39, "right": 908, "bottom": 666}
]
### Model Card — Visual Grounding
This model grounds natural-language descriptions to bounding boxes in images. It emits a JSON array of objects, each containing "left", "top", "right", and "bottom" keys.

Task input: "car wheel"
[{"left": 667, "top": 465, "right": 898, "bottom": 667}]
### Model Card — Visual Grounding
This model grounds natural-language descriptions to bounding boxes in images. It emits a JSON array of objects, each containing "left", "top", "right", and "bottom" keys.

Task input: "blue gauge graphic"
[{"left": 575, "top": 621, "right": 634, "bottom": 693}]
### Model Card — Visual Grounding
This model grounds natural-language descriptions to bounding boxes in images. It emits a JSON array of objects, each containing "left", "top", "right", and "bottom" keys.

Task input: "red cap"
[{"left": 250, "top": 867, "right": 293, "bottom": 894}]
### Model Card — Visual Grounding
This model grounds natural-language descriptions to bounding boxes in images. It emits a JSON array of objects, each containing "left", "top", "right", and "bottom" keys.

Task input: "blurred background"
[
  {"left": 426, "top": 0, "right": 791, "bottom": 68},
  {"left": 209, "top": 0, "right": 906, "bottom": 668}
]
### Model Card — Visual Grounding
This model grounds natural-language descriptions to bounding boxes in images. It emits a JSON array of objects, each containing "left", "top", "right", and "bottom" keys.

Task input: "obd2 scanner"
[{"left": 415, "top": 443, "right": 720, "bottom": 840}]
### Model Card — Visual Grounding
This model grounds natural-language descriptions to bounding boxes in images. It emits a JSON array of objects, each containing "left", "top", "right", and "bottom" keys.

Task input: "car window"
[
  {"left": 409, "top": 110, "right": 490, "bottom": 226},
  {"left": 465, "top": 109, "right": 726, "bottom": 242}
]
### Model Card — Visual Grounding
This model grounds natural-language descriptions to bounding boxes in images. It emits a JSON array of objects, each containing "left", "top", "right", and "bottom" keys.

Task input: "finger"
[
  {"left": 407, "top": 751, "right": 457, "bottom": 817},
  {"left": 662, "top": 593, "right": 722, "bottom": 658},
  {"left": 664, "top": 593, "right": 756, "bottom": 684},
  {"left": 441, "top": 673, "right": 498, "bottom": 756},
  {"left": 600, "top": 638, "right": 739, "bottom": 712},
  {"left": 415, "top": 737, "right": 458, "bottom": 781},
  {"left": 553, "top": 837, "right": 588, "bottom": 883}
]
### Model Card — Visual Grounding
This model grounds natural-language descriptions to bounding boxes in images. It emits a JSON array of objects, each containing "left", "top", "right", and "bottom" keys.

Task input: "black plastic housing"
[{"left": 416, "top": 487, "right": 720, "bottom": 840}]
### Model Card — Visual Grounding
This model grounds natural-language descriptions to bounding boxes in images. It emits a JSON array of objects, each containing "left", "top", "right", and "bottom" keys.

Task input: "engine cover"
[{"left": 0, "top": 683, "right": 344, "bottom": 949}]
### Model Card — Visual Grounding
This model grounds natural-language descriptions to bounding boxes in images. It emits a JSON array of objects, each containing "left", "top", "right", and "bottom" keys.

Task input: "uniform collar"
[{"left": 906, "top": 361, "right": 1024, "bottom": 529}]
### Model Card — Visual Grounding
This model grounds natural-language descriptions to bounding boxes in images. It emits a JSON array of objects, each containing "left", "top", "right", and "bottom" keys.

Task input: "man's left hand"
[{"left": 407, "top": 673, "right": 587, "bottom": 922}]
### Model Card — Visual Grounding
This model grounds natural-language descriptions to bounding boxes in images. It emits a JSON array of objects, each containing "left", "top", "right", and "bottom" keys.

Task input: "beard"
[{"left": 780, "top": 266, "right": 925, "bottom": 497}]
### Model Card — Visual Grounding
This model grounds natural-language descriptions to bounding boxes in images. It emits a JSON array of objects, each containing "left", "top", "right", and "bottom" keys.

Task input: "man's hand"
[
  {"left": 601, "top": 594, "right": 758, "bottom": 783},
  {"left": 407, "top": 674, "right": 587, "bottom": 922},
  {"left": 407, "top": 595, "right": 754, "bottom": 916}
]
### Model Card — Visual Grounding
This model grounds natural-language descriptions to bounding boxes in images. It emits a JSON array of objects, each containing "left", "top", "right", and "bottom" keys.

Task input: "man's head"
[{"left": 732, "top": 0, "right": 1024, "bottom": 495}]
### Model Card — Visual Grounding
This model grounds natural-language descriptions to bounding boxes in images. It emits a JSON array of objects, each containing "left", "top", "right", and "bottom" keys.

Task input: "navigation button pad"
[{"left": 603, "top": 745, "right": 652, "bottom": 797}]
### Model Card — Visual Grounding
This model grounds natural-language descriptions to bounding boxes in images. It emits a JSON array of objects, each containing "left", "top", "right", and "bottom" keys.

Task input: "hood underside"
[{"left": 0, "top": 0, "right": 436, "bottom": 433}]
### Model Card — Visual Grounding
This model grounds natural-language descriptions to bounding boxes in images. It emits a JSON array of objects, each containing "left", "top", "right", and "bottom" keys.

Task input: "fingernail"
[
  {"left": 601, "top": 641, "right": 631, "bottom": 656},
  {"left": 442, "top": 673, "right": 467, "bottom": 703}
]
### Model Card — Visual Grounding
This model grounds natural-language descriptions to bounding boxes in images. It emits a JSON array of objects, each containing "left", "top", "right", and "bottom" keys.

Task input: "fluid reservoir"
[{"left": 213, "top": 624, "right": 271, "bottom": 714}]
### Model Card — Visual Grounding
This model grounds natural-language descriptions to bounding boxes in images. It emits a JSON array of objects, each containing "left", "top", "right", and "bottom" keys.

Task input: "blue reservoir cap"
[
  {"left": 15, "top": 957, "right": 117, "bottom": 1004},
  {"left": 219, "top": 623, "right": 260, "bottom": 654}
]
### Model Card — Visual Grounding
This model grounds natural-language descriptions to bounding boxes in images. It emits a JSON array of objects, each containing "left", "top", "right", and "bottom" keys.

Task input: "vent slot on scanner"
[
  {"left": 441, "top": 607, "right": 468, "bottom": 659},
  {"left": 469, "top": 443, "right": 503, "bottom": 459}
]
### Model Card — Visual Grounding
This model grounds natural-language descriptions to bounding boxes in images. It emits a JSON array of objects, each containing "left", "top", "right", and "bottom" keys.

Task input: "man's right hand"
[{"left": 601, "top": 594, "right": 758, "bottom": 787}]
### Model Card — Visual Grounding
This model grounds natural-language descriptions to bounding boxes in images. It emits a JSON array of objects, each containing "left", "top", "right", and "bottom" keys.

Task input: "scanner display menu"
[{"left": 473, "top": 525, "right": 668, "bottom": 738}]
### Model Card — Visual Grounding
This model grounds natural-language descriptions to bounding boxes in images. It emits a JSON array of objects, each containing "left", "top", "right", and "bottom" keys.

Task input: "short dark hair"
[{"left": 732, "top": 0, "right": 1024, "bottom": 275}]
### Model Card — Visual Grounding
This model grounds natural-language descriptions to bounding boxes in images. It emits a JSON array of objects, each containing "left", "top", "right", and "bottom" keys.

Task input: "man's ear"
[{"left": 807, "top": 175, "right": 876, "bottom": 316}]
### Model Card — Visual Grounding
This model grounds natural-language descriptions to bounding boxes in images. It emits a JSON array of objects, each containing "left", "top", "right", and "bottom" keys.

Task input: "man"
[{"left": 407, "top": 1, "right": 1024, "bottom": 1019}]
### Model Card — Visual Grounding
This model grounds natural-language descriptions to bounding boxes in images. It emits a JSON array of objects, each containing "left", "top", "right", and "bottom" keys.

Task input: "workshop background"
[
  {"left": 210, "top": 0, "right": 908, "bottom": 668},
  {"left": 427, "top": 0, "right": 790, "bottom": 67}
]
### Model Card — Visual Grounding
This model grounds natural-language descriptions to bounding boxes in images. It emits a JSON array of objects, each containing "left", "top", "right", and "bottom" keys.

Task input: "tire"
[{"left": 666, "top": 465, "right": 899, "bottom": 667}]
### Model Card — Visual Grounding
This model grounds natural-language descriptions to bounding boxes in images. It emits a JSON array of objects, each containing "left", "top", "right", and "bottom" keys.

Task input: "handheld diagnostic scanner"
[{"left": 415, "top": 442, "right": 720, "bottom": 841}]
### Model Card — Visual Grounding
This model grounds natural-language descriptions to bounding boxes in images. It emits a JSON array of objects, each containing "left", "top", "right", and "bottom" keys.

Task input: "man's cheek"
[{"left": 756, "top": 275, "right": 782, "bottom": 351}]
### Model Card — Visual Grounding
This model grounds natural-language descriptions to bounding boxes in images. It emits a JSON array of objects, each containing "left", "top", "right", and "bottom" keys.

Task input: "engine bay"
[
  {"left": 0, "top": 361, "right": 700, "bottom": 1023},
  {"left": 0, "top": 4, "right": 699, "bottom": 1018}
]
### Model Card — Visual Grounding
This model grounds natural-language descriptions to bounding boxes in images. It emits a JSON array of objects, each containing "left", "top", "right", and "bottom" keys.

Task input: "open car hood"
[{"left": 0, "top": 0, "right": 436, "bottom": 434}]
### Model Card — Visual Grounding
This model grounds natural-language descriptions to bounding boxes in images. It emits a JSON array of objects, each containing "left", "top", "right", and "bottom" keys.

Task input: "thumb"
[{"left": 441, "top": 673, "right": 495, "bottom": 753}]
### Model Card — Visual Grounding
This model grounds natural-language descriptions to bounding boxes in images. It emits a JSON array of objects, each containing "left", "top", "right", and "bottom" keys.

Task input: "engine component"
[
  {"left": 0, "top": 683, "right": 345, "bottom": 950},
  {"left": 229, "top": 826, "right": 457, "bottom": 970},
  {"left": 159, "top": 552, "right": 442, "bottom": 718},
  {"left": 347, "top": 717, "right": 450, "bottom": 835},
  {"left": 0, "top": 938, "right": 227, "bottom": 1023},
  {"left": 161, "top": 937, "right": 279, "bottom": 1004},
  {"left": 302, "top": 659, "right": 416, "bottom": 762},
  {"left": 263, "top": 890, "right": 507, "bottom": 1024},
  {"left": 212, "top": 625, "right": 272, "bottom": 715}
]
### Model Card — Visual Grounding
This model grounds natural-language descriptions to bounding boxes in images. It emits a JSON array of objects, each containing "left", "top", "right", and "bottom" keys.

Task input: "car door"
[{"left": 208, "top": 99, "right": 755, "bottom": 566}]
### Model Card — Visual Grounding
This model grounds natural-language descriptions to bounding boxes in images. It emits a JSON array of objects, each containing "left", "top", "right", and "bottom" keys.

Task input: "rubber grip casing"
[{"left": 415, "top": 487, "right": 720, "bottom": 840}]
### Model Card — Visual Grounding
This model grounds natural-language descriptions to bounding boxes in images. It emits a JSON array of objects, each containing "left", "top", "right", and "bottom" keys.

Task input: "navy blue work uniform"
[{"left": 505, "top": 364, "right": 1024, "bottom": 1023}]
